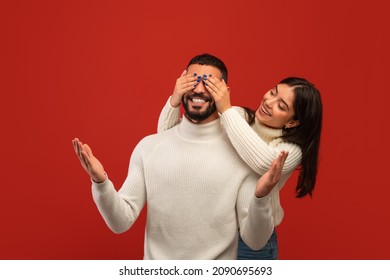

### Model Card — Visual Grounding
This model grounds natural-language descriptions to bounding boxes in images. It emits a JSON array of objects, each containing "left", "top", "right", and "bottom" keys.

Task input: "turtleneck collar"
[
  {"left": 176, "top": 115, "right": 224, "bottom": 142},
  {"left": 252, "top": 117, "right": 283, "bottom": 144}
]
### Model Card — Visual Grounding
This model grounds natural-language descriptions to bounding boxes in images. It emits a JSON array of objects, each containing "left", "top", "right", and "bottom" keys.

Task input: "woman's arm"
[
  {"left": 238, "top": 151, "right": 288, "bottom": 250},
  {"left": 157, "top": 96, "right": 181, "bottom": 132},
  {"left": 157, "top": 70, "right": 197, "bottom": 132},
  {"left": 220, "top": 108, "right": 302, "bottom": 175},
  {"left": 203, "top": 75, "right": 301, "bottom": 175}
]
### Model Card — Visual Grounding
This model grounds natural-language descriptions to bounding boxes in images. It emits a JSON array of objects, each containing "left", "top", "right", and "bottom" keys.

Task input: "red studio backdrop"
[{"left": 1, "top": 0, "right": 389, "bottom": 260}]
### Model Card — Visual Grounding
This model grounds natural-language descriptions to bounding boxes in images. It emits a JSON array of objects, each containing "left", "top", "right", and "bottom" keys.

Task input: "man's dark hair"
[{"left": 187, "top": 53, "right": 228, "bottom": 83}]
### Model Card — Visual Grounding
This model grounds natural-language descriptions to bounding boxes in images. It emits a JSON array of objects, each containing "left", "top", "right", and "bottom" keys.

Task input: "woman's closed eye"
[{"left": 278, "top": 103, "right": 287, "bottom": 111}]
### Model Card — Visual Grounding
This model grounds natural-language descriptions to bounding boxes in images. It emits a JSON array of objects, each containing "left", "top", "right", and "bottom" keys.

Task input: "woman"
[{"left": 158, "top": 70, "right": 323, "bottom": 259}]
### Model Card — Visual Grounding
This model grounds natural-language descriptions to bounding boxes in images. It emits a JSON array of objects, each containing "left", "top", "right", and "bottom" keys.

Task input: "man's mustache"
[{"left": 184, "top": 93, "right": 213, "bottom": 103}]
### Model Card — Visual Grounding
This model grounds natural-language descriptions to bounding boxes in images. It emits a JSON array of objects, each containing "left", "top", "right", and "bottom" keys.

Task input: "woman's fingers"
[
  {"left": 272, "top": 151, "right": 289, "bottom": 181},
  {"left": 176, "top": 73, "right": 198, "bottom": 94}
]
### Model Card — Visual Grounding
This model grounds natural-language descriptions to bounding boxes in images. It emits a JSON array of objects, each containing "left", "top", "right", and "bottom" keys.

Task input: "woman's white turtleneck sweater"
[
  {"left": 158, "top": 98, "right": 302, "bottom": 226},
  {"left": 92, "top": 112, "right": 274, "bottom": 259}
]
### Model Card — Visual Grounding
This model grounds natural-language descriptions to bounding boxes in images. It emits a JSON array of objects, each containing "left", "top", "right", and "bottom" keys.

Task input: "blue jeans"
[{"left": 237, "top": 229, "right": 278, "bottom": 260}]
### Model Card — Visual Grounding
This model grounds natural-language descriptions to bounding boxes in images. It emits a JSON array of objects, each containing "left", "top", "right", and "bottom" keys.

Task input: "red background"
[{"left": 1, "top": 0, "right": 389, "bottom": 259}]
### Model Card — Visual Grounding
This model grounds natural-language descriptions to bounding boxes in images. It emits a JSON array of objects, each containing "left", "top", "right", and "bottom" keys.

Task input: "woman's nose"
[{"left": 264, "top": 98, "right": 274, "bottom": 108}]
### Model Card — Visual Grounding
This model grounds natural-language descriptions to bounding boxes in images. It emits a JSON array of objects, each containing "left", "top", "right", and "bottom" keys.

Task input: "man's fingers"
[
  {"left": 72, "top": 139, "right": 78, "bottom": 155},
  {"left": 72, "top": 138, "right": 78, "bottom": 153},
  {"left": 75, "top": 140, "right": 83, "bottom": 158},
  {"left": 83, "top": 144, "right": 93, "bottom": 159},
  {"left": 73, "top": 139, "right": 95, "bottom": 162},
  {"left": 80, "top": 151, "right": 91, "bottom": 169}
]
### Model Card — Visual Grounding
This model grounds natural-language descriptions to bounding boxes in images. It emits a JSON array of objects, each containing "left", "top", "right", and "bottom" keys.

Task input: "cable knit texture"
[
  {"left": 157, "top": 98, "right": 302, "bottom": 226},
  {"left": 92, "top": 115, "right": 274, "bottom": 260}
]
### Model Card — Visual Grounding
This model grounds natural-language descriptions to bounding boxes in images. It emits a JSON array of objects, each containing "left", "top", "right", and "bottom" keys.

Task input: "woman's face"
[{"left": 255, "top": 83, "right": 299, "bottom": 129}]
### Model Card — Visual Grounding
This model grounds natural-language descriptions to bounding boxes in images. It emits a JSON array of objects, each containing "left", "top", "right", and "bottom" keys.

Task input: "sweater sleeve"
[
  {"left": 220, "top": 107, "right": 302, "bottom": 175},
  {"left": 91, "top": 143, "right": 147, "bottom": 234},
  {"left": 236, "top": 174, "right": 274, "bottom": 250},
  {"left": 157, "top": 96, "right": 181, "bottom": 132}
]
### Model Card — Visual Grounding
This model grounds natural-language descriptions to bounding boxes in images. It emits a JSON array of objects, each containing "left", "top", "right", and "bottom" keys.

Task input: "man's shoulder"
[{"left": 135, "top": 128, "right": 175, "bottom": 150}]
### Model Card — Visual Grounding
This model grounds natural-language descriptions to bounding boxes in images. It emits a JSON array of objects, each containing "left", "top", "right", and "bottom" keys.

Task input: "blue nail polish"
[
  {"left": 203, "top": 74, "right": 207, "bottom": 77},
  {"left": 197, "top": 79, "right": 201, "bottom": 82},
  {"left": 205, "top": 83, "right": 208, "bottom": 86},
  {"left": 197, "top": 76, "right": 201, "bottom": 79},
  {"left": 193, "top": 73, "right": 197, "bottom": 76},
  {"left": 203, "top": 77, "right": 207, "bottom": 80}
]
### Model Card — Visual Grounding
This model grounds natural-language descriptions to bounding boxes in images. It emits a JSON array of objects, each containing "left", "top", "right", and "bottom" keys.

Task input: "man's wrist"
[{"left": 92, "top": 172, "right": 107, "bottom": 184}]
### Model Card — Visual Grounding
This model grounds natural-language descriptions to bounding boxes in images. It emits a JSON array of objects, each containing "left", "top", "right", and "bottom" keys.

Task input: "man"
[{"left": 72, "top": 54, "right": 287, "bottom": 259}]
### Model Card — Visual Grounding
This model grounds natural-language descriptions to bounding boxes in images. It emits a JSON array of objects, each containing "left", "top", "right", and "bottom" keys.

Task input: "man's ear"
[{"left": 285, "top": 120, "right": 300, "bottom": 128}]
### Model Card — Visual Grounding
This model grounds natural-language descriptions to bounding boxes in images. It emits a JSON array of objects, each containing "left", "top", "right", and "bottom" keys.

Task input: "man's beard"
[{"left": 182, "top": 93, "right": 217, "bottom": 122}]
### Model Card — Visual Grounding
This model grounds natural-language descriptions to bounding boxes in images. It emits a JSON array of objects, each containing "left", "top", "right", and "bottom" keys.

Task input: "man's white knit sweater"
[
  {"left": 158, "top": 98, "right": 302, "bottom": 227},
  {"left": 92, "top": 115, "right": 274, "bottom": 260}
]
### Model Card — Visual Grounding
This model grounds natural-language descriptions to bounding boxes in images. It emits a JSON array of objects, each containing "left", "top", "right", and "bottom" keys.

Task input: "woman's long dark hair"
[{"left": 244, "top": 77, "right": 323, "bottom": 198}]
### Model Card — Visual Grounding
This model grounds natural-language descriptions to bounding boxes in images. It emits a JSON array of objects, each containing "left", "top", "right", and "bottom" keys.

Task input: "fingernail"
[
  {"left": 205, "top": 83, "right": 208, "bottom": 86},
  {"left": 193, "top": 73, "right": 197, "bottom": 76},
  {"left": 196, "top": 79, "right": 201, "bottom": 82}
]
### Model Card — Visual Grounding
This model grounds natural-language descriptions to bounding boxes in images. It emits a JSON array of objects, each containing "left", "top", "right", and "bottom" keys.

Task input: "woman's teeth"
[{"left": 261, "top": 105, "right": 271, "bottom": 116}]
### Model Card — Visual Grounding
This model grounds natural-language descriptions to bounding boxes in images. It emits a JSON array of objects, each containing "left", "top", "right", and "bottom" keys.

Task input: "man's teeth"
[{"left": 192, "top": 98, "right": 206, "bottom": 103}]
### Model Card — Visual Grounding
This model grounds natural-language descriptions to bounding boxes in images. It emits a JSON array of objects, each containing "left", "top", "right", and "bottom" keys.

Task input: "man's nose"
[{"left": 193, "top": 80, "right": 207, "bottom": 94}]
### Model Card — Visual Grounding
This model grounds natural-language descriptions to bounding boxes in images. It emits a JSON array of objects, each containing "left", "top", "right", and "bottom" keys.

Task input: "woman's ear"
[{"left": 285, "top": 120, "right": 300, "bottom": 128}]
